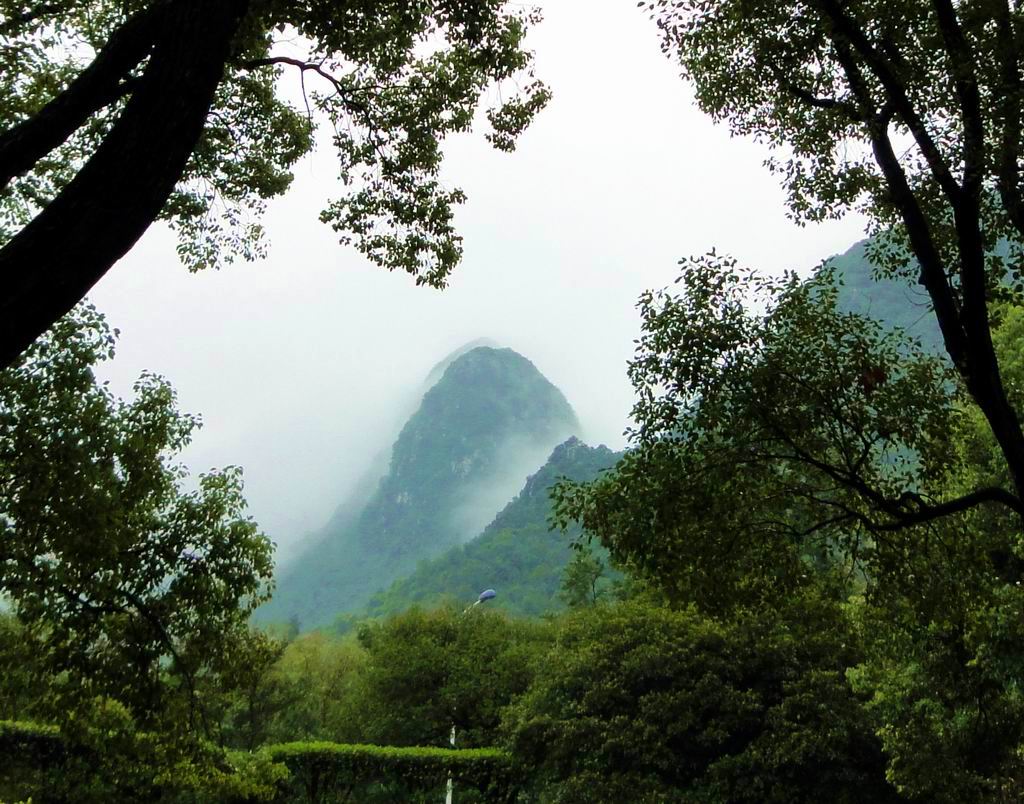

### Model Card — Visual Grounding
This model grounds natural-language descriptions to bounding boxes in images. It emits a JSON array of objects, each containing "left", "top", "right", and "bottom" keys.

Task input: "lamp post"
[
  {"left": 464, "top": 587, "right": 496, "bottom": 614},
  {"left": 447, "top": 588, "right": 496, "bottom": 804}
]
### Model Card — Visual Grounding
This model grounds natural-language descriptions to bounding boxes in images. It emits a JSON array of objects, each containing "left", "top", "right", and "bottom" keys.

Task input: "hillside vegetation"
[
  {"left": 364, "top": 437, "right": 621, "bottom": 619},
  {"left": 260, "top": 347, "right": 580, "bottom": 629}
]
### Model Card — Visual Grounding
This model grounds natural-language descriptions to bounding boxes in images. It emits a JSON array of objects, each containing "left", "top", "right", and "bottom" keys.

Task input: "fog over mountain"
[
  {"left": 366, "top": 435, "right": 621, "bottom": 620},
  {"left": 85, "top": 0, "right": 870, "bottom": 565},
  {"left": 258, "top": 345, "right": 581, "bottom": 629}
]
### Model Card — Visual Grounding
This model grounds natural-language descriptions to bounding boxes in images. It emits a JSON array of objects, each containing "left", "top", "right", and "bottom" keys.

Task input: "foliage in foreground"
[
  {"left": 0, "top": 717, "right": 285, "bottom": 804},
  {"left": 0, "top": 306, "right": 277, "bottom": 790},
  {"left": 0, "top": 719, "right": 517, "bottom": 804},
  {"left": 505, "top": 594, "right": 895, "bottom": 804},
  {"left": 555, "top": 254, "right": 1024, "bottom": 800},
  {"left": 0, "top": 0, "right": 552, "bottom": 366},
  {"left": 10, "top": 254, "right": 1024, "bottom": 802}
]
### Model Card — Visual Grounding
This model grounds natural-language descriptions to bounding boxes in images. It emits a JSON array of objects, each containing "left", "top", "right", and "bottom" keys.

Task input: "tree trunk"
[
  {"left": 0, "top": 2, "right": 164, "bottom": 191},
  {"left": 0, "top": 0, "right": 249, "bottom": 368}
]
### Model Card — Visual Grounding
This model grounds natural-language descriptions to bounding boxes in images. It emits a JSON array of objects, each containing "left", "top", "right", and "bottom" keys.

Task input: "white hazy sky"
[{"left": 88, "top": 0, "right": 868, "bottom": 559}]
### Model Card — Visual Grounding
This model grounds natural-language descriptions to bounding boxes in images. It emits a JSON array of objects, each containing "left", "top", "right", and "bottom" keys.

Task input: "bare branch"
[
  {"left": 766, "top": 60, "right": 864, "bottom": 121},
  {"left": 868, "top": 485, "right": 1024, "bottom": 530},
  {"left": 241, "top": 56, "right": 367, "bottom": 111}
]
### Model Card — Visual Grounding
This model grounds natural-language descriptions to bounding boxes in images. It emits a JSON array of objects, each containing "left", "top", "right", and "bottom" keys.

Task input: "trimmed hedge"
[
  {"left": 0, "top": 719, "right": 66, "bottom": 765},
  {"left": 0, "top": 720, "right": 63, "bottom": 750},
  {"left": 264, "top": 742, "right": 520, "bottom": 803},
  {"left": 1, "top": 722, "right": 521, "bottom": 803},
  {"left": 1, "top": 720, "right": 75, "bottom": 802}
]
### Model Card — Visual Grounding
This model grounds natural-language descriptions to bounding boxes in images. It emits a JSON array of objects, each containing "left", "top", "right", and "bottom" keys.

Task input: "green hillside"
[
  {"left": 329, "top": 240, "right": 937, "bottom": 626},
  {"left": 258, "top": 346, "right": 581, "bottom": 629},
  {"left": 824, "top": 238, "right": 944, "bottom": 352},
  {"left": 363, "top": 437, "right": 622, "bottom": 619}
]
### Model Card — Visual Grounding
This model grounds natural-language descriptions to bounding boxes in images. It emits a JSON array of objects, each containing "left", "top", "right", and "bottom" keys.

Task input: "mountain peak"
[
  {"left": 423, "top": 338, "right": 502, "bottom": 387},
  {"left": 365, "top": 437, "right": 624, "bottom": 619},
  {"left": 260, "top": 343, "right": 581, "bottom": 629}
]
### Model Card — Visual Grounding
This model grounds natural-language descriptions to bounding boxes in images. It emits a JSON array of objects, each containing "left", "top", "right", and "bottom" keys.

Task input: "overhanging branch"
[
  {"left": 0, "top": 2, "right": 65, "bottom": 36},
  {"left": 240, "top": 55, "right": 371, "bottom": 115},
  {"left": 814, "top": 0, "right": 964, "bottom": 206},
  {"left": 0, "top": 2, "right": 165, "bottom": 191},
  {"left": 0, "top": 0, "right": 249, "bottom": 368},
  {"left": 994, "top": 4, "right": 1024, "bottom": 238}
]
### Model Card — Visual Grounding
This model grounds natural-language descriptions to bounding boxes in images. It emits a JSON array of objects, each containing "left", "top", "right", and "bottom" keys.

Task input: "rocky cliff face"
[{"left": 258, "top": 345, "right": 580, "bottom": 629}]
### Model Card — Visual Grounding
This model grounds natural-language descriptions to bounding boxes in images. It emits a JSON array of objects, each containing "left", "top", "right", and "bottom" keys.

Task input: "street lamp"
[
  {"left": 447, "top": 588, "right": 495, "bottom": 804},
  {"left": 463, "top": 588, "right": 496, "bottom": 613}
]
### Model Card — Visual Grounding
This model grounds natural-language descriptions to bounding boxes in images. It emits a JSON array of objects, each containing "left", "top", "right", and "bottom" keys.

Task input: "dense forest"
[{"left": 5, "top": 0, "right": 1024, "bottom": 802}]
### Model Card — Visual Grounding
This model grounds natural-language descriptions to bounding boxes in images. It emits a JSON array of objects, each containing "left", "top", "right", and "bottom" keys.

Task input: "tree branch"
[
  {"left": 766, "top": 60, "right": 864, "bottom": 121},
  {"left": 814, "top": 0, "right": 964, "bottom": 205},
  {"left": 762, "top": 412, "right": 1024, "bottom": 530},
  {"left": 822, "top": 10, "right": 1024, "bottom": 501},
  {"left": 930, "top": 0, "right": 986, "bottom": 198},
  {"left": 0, "top": 0, "right": 250, "bottom": 368},
  {"left": 827, "top": 32, "right": 972, "bottom": 375},
  {"left": 119, "top": 586, "right": 209, "bottom": 737},
  {"left": 0, "top": 2, "right": 65, "bottom": 36},
  {"left": 994, "top": 5, "right": 1024, "bottom": 239},
  {"left": 240, "top": 55, "right": 371, "bottom": 114},
  {"left": 868, "top": 486, "right": 1024, "bottom": 530},
  {"left": 927, "top": 2, "right": 1005, "bottom": 451},
  {"left": 241, "top": 54, "right": 394, "bottom": 165},
  {"left": 815, "top": 5, "right": 1024, "bottom": 493},
  {"left": 0, "top": 2, "right": 164, "bottom": 191}
]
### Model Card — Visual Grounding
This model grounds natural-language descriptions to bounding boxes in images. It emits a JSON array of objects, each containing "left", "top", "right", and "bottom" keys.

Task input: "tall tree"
[
  {"left": 0, "top": 304, "right": 274, "bottom": 734},
  {"left": 555, "top": 259, "right": 965, "bottom": 607},
  {"left": 552, "top": 262, "right": 1024, "bottom": 797},
  {"left": 647, "top": 0, "right": 1024, "bottom": 511},
  {"left": 0, "top": 0, "right": 548, "bottom": 366},
  {"left": 506, "top": 596, "right": 896, "bottom": 803}
]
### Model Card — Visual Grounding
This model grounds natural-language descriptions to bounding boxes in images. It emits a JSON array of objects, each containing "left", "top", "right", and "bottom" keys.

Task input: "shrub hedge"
[
  {"left": 264, "top": 741, "right": 520, "bottom": 803},
  {"left": 0, "top": 719, "right": 64, "bottom": 758},
  {"left": 1, "top": 721, "right": 520, "bottom": 803},
  {"left": 1, "top": 720, "right": 73, "bottom": 802},
  {"left": 1, "top": 719, "right": 287, "bottom": 802}
]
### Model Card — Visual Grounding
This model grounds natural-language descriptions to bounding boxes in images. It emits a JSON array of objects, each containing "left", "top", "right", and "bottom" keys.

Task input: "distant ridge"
[
  {"left": 823, "top": 238, "right": 943, "bottom": 352},
  {"left": 258, "top": 345, "right": 580, "bottom": 629},
  {"left": 363, "top": 436, "right": 622, "bottom": 619}
]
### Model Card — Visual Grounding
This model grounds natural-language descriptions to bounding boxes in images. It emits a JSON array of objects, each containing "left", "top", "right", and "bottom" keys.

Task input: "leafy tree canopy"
[
  {"left": 353, "top": 606, "right": 553, "bottom": 750},
  {"left": 645, "top": 0, "right": 1024, "bottom": 506},
  {"left": 505, "top": 594, "right": 896, "bottom": 803},
  {"left": 555, "top": 253, "right": 970, "bottom": 611},
  {"left": 0, "top": 305, "right": 274, "bottom": 734},
  {"left": 0, "top": 0, "right": 549, "bottom": 365},
  {"left": 554, "top": 254, "right": 1024, "bottom": 797}
]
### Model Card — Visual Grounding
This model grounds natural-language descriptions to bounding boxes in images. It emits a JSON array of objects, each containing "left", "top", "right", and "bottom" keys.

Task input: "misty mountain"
[
  {"left": 362, "top": 436, "right": 622, "bottom": 620},
  {"left": 258, "top": 346, "right": 581, "bottom": 629}
]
